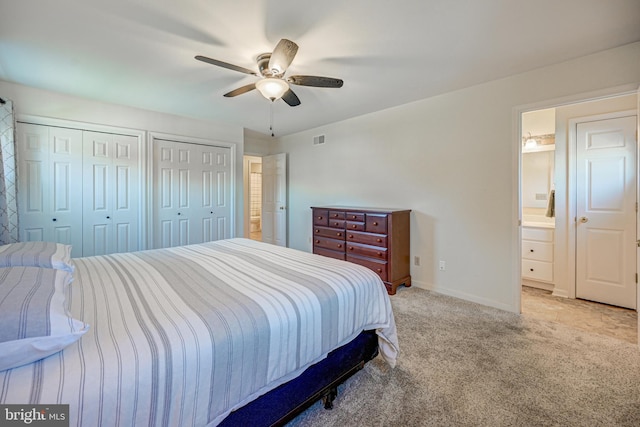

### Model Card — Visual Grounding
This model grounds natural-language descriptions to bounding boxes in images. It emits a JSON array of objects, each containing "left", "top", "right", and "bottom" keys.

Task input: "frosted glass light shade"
[{"left": 255, "top": 78, "right": 289, "bottom": 101}]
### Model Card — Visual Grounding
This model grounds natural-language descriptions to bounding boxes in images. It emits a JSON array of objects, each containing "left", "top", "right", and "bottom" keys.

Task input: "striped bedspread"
[{"left": 0, "top": 238, "right": 398, "bottom": 426}]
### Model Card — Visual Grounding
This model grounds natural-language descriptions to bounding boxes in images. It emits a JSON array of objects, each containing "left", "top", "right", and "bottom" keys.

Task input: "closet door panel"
[
  {"left": 17, "top": 123, "right": 83, "bottom": 255},
  {"left": 211, "top": 147, "right": 231, "bottom": 240},
  {"left": 153, "top": 139, "right": 232, "bottom": 248},
  {"left": 154, "top": 140, "right": 194, "bottom": 248},
  {"left": 83, "top": 132, "right": 111, "bottom": 255},
  {"left": 111, "top": 134, "right": 139, "bottom": 253},
  {"left": 82, "top": 131, "right": 139, "bottom": 256}
]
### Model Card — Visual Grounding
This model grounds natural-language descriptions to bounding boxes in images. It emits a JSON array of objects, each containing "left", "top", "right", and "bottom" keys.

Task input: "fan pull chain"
[{"left": 269, "top": 101, "right": 275, "bottom": 137}]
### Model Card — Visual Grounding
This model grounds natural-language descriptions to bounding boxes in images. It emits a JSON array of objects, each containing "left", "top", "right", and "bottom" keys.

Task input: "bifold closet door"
[
  {"left": 82, "top": 131, "right": 139, "bottom": 256},
  {"left": 17, "top": 123, "right": 84, "bottom": 256},
  {"left": 153, "top": 139, "right": 231, "bottom": 248}
]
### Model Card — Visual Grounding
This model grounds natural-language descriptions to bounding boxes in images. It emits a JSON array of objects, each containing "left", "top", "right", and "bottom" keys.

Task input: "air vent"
[{"left": 313, "top": 135, "right": 325, "bottom": 145}]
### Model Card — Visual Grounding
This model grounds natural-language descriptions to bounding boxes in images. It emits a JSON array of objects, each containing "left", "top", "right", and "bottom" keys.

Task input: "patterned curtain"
[{"left": 0, "top": 98, "right": 19, "bottom": 245}]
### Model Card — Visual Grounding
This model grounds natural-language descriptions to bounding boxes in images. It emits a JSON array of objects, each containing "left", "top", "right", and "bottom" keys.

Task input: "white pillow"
[
  {"left": 0, "top": 266, "right": 89, "bottom": 371},
  {"left": 0, "top": 242, "right": 75, "bottom": 272}
]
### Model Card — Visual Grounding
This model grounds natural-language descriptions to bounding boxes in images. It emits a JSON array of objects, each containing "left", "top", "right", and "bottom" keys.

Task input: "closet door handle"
[{"left": 52, "top": 218, "right": 57, "bottom": 222}]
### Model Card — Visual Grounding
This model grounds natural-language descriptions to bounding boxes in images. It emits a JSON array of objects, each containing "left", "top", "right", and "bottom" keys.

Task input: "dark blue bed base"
[{"left": 218, "top": 329, "right": 379, "bottom": 427}]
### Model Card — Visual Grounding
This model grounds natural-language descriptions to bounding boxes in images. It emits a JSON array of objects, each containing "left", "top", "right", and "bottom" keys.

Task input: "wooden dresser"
[{"left": 311, "top": 206, "right": 411, "bottom": 295}]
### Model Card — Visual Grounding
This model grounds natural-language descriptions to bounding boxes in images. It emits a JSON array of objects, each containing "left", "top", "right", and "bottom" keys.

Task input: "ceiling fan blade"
[
  {"left": 195, "top": 55, "right": 257, "bottom": 76},
  {"left": 287, "top": 75, "right": 343, "bottom": 88},
  {"left": 281, "top": 89, "right": 301, "bottom": 107},
  {"left": 223, "top": 83, "right": 257, "bottom": 97},
  {"left": 268, "top": 39, "right": 298, "bottom": 75}
]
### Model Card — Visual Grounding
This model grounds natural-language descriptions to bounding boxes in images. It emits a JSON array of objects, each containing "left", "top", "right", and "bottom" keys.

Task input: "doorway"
[
  {"left": 244, "top": 155, "right": 263, "bottom": 242},
  {"left": 243, "top": 153, "right": 288, "bottom": 246},
  {"left": 519, "top": 94, "right": 639, "bottom": 342}
]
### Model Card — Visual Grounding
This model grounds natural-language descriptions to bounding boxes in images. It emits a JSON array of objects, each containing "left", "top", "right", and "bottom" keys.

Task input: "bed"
[{"left": 0, "top": 238, "right": 398, "bottom": 426}]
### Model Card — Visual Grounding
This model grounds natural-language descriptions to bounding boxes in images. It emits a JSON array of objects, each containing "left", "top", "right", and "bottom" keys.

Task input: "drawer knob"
[
  {"left": 351, "top": 215, "right": 356, "bottom": 219},
  {"left": 376, "top": 238, "right": 382, "bottom": 242},
  {"left": 530, "top": 249, "right": 534, "bottom": 252},
  {"left": 318, "top": 216, "right": 323, "bottom": 220},
  {"left": 349, "top": 247, "right": 354, "bottom": 251},
  {"left": 337, "top": 244, "right": 342, "bottom": 248},
  {"left": 315, "top": 229, "right": 319, "bottom": 233},
  {"left": 530, "top": 268, "right": 534, "bottom": 272},
  {"left": 337, "top": 232, "right": 342, "bottom": 237},
  {"left": 377, "top": 252, "right": 382, "bottom": 256},
  {"left": 332, "top": 214, "right": 338, "bottom": 217},
  {"left": 349, "top": 235, "right": 354, "bottom": 238},
  {"left": 315, "top": 240, "right": 320, "bottom": 244},
  {"left": 376, "top": 268, "right": 382, "bottom": 273},
  {"left": 352, "top": 224, "right": 357, "bottom": 228},
  {"left": 373, "top": 221, "right": 378, "bottom": 226}
]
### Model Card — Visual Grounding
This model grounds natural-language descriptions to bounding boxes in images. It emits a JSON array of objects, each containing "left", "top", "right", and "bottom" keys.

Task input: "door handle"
[{"left": 579, "top": 216, "right": 588, "bottom": 223}]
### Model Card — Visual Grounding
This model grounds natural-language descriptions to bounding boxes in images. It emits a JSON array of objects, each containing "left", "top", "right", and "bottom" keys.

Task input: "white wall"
[
  {"left": 0, "top": 79, "right": 246, "bottom": 237},
  {"left": 274, "top": 42, "right": 640, "bottom": 312},
  {"left": 244, "top": 129, "right": 276, "bottom": 156}
]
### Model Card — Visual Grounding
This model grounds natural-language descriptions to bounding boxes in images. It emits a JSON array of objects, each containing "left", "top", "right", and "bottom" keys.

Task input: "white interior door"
[
  {"left": 197, "top": 145, "right": 231, "bottom": 242},
  {"left": 153, "top": 139, "right": 232, "bottom": 248},
  {"left": 576, "top": 115, "right": 637, "bottom": 309},
  {"left": 83, "top": 131, "right": 139, "bottom": 256},
  {"left": 17, "top": 123, "right": 83, "bottom": 256},
  {"left": 261, "top": 153, "right": 287, "bottom": 246},
  {"left": 154, "top": 139, "right": 194, "bottom": 248}
]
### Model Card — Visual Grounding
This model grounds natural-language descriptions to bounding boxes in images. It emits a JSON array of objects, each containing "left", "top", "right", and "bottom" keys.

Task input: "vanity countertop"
[{"left": 522, "top": 215, "right": 555, "bottom": 229}]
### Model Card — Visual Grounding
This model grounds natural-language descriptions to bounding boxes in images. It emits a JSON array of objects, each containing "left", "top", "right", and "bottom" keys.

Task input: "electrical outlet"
[
  {"left": 414, "top": 256, "right": 420, "bottom": 266},
  {"left": 439, "top": 261, "right": 446, "bottom": 271}
]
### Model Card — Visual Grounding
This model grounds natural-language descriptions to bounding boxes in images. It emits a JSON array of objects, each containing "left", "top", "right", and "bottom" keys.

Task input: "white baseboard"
[{"left": 410, "top": 280, "right": 516, "bottom": 313}]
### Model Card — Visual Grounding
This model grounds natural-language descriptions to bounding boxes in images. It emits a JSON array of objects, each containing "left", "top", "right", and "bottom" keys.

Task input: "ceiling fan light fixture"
[{"left": 255, "top": 78, "right": 289, "bottom": 101}]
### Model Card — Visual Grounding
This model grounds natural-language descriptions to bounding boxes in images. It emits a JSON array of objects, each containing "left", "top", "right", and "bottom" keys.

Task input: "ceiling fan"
[{"left": 195, "top": 39, "right": 343, "bottom": 107}]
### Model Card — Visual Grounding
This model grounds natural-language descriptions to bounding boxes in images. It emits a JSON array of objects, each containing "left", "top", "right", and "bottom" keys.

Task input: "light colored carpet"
[{"left": 288, "top": 287, "right": 640, "bottom": 426}]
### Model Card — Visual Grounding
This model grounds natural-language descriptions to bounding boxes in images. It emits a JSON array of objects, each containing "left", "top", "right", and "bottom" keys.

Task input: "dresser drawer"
[
  {"left": 345, "top": 221, "right": 365, "bottom": 231},
  {"left": 345, "top": 212, "right": 365, "bottom": 222},
  {"left": 314, "top": 246, "right": 345, "bottom": 260},
  {"left": 522, "top": 227, "right": 553, "bottom": 242},
  {"left": 522, "top": 240, "right": 553, "bottom": 262},
  {"left": 328, "top": 219, "right": 345, "bottom": 228},
  {"left": 313, "top": 209, "right": 329, "bottom": 226},
  {"left": 347, "top": 254, "right": 388, "bottom": 282},
  {"left": 328, "top": 210, "right": 345, "bottom": 220},
  {"left": 314, "top": 225, "right": 345, "bottom": 240},
  {"left": 313, "top": 236, "right": 345, "bottom": 252},
  {"left": 346, "top": 230, "right": 387, "bottom": 247},
  {"left": 522, "top": 259, "right": 553, "bottom": 282},
  {"left": 366, "top": 214, "right": 387, "bottom": 233},
  {"left": 347, "top": 242, "right": 388, "bottom": 260}
]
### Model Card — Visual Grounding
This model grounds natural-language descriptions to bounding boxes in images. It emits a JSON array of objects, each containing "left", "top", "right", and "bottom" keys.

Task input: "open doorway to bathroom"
[
  {"left": 244, "top": 155, "right": 263, "bottom": 242},
  {"left": 520, "top": 98, "right": 638, "bottom": 345}
]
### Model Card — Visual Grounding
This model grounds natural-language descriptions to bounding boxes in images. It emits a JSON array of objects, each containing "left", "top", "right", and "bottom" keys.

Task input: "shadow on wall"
[{"left": 411, "top": 211, "right": 435, "bottom": 287}]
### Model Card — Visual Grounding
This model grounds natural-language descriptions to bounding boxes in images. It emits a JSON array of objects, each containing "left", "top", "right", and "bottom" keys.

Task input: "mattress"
[{"left": 0, "top": 238, "right": 398, "bottom": 426}]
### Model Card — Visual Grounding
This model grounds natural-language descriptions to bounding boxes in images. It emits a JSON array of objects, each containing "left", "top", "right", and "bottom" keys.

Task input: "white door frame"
[
  {"left": 512, "top": 84, "right": 639, "bottom": 316},
  {"left": 567, "top": 109, "right": 637, "bottom": 301}
]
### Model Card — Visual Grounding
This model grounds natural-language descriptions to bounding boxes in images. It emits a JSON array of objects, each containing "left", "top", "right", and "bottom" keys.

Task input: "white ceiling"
[{"left": 1, "top": 0, "right": 639, "bottom": 137}]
